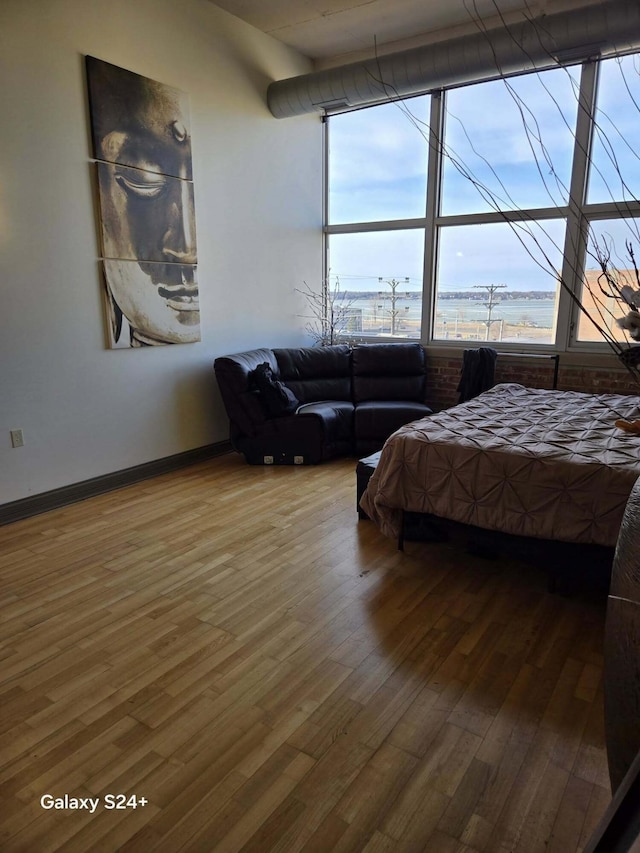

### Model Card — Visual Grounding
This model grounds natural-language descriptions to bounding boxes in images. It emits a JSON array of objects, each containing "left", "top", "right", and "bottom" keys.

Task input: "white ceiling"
[{"left": 211, "top": 0, "right": 602, "bottom": 65}]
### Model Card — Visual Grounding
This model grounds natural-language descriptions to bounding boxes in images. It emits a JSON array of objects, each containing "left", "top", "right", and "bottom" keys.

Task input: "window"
[
  {"left": 325, "top": 52, "right": 640, "bottom": 351},
  {"left": 434, "top": 221, "right": 563, "bottom": 345},
  {"left": 576, "top": 217, "right": 640, "bottom": 343},
  {"left": 435, "top": 68, "right": 577, "bottom": 346},
  {"left": 327, "top": 230, "right": 424, "bottom": 338},
  {"left": 328, "top": 98, "right": 430, "bottom": 224},
  {"left": 577, "top": 54, "right": 640, "bottom": 346},
  {"left": 441, "top": 70, "right": 578, "bottom": 215},
  {"left": 587, "top": 55, "right": 640, "bottom": 205},
  {"left": 326, "top": 97, "right": 429, "bottom": 339}
]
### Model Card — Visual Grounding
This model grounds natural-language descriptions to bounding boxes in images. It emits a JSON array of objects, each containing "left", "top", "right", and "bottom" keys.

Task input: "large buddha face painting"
[{"left": 86, "top": 56, "right": 199, "bottom": 347}]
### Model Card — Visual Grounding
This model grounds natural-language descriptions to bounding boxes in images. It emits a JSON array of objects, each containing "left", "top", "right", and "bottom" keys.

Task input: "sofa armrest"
[
  {"left": 214, "top": 348, "right": 278, "bottom": 436},
  {"left": 234, "top": 411, "right": 327, "bottom": 464}
]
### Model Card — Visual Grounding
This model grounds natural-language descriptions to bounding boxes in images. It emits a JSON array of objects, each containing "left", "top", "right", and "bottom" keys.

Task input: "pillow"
[{"left": 250, "top": 362, "right": 299, "bottom": 418}]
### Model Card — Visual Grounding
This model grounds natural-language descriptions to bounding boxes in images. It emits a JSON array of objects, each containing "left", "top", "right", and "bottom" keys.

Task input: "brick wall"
[
  {"left": 427, "top": 357, "right": 463, "bottom": 410},
  {"left": 426, "top": 351, "right": 640, "bottom": 411}
]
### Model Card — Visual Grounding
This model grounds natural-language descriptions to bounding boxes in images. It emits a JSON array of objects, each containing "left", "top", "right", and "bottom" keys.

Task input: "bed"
[{"left": 360, "top": 383, "right": 640, "bottom": 550}]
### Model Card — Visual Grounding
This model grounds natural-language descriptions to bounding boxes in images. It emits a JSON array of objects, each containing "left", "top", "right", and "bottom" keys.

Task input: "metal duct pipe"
[{"left": 267, "top": 0, "right": 640, "bottom": 118}]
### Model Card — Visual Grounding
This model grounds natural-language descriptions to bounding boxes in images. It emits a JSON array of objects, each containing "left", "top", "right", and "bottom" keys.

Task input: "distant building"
[{"left": 578, "top": 268, "right": 634, "bottom": 343}]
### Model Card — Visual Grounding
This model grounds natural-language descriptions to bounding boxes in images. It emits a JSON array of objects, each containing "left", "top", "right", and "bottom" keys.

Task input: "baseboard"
[{"left": 0, "top": 441, "right": 233, "bottom": 527}]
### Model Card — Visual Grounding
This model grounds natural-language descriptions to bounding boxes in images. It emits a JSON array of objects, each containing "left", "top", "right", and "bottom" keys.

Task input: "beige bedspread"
[{"left": 360, "top": 383, "right": 640, "bottom": 547}]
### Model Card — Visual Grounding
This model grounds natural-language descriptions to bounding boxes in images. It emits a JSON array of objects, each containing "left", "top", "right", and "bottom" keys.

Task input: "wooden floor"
[{"left": 0, "top": 454, "right": 611, "bottom": 852}]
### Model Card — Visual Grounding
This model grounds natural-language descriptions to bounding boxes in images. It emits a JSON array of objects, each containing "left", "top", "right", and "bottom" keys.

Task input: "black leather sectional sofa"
[{"left": 214, "top": 342, "right": 431, "bottom": 464}]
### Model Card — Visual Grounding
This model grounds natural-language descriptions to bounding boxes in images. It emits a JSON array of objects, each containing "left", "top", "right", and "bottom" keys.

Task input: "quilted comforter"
[{"left": 360, "top": 383, "right": 640, "bottom": 547}]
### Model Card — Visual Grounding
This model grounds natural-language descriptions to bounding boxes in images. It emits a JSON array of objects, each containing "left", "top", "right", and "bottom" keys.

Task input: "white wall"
[{"left": 0, "top": 0, "right": 322, "bottom": 504}]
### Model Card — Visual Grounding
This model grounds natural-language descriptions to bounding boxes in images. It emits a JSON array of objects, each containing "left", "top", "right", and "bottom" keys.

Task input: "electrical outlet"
[
  {"left": 10, "top": 429, "right": 24, "bottom": 448},
  {"left": 263, "top": 455, "right": 274, "bottom": 465},
  {"left": 294, "top": 456, "right": 304, "bottom": 465}
]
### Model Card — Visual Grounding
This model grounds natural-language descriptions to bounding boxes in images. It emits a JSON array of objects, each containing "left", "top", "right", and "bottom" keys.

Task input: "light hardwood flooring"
[{"left": 0, "top": 454, "right": 611, "bottom": 852}]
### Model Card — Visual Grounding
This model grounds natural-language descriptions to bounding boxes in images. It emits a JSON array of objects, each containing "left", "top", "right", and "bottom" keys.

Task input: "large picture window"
[{"left": 325, "top": 51, "right": 640, "bottom": 351}]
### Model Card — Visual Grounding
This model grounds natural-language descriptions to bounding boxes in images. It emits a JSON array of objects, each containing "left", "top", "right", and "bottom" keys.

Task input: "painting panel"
[
  {"left": 86, "top": 56, "right": 193, "bottom": 180},
  {"left": 103, "top": 260, "right": 200, "bottom": 348},
  {"left": 96, "top": 162, "right": 197, "bottom": 263}
]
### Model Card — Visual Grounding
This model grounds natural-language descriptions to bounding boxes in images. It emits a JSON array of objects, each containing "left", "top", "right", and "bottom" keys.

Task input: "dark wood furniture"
[{"left": 604, "top": 477, "right": 640, "bottom": 792}]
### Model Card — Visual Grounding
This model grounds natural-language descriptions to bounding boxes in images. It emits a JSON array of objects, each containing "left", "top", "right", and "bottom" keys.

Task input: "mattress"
[{"left": 360, "top": 383, "right": 640, "bottom": 547}]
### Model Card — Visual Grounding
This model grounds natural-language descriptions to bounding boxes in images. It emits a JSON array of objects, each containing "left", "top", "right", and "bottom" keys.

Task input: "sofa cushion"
[
  {"left": 354, "top": 399, "right": 431, "bottom": 442},
  {"left": 352, "top": 343, "right": 426, "bottom": 403},
  {"left": 250, "top": 362, "right": 300, "bottom": 418},
  {"left": 296, "top": 400, "right": 355, "bottom": 448},
  {"left": 274, "top": 346, "right": 352, "bottom": 404}
]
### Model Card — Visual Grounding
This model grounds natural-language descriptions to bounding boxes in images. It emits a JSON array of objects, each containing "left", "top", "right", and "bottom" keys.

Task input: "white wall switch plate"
[{"left": 10, "top": 429, "right": 24, "bottom": 448}]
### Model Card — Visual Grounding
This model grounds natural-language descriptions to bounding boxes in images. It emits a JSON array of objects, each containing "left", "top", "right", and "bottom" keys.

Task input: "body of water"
[
  {"left": 344, "top": 295, "right": 556, "bottom": 331},
  {"left": 435, "top": 297, "right": 555, "bottom": 328}
]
